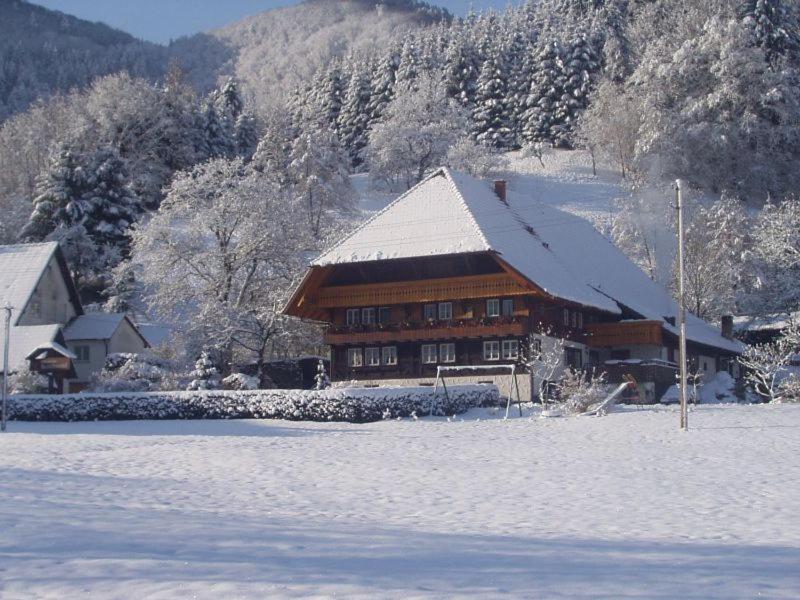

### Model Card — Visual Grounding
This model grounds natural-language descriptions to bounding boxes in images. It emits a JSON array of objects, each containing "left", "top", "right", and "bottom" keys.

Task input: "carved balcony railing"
[{"left": 324, "top": 316, "right": 528, "bottom": 344}]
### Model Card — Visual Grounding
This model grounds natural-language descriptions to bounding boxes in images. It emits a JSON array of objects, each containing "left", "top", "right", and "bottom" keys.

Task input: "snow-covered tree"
[
  {"left": 187, "top": 350, "right": 222, "bottom": 391},
  {"left": 23, "top": 146, "right": 141, "bottom": 259},
  {"left": 315, "top": 359, "right": 331, "bottom": 390},
  {"left": 366, "top": 45, "right": 400, "bottom": 125},
  {"left": 337, "top": 59, "right": 374, "bottom": 166},
  {"left": 472, "top": 44, "right": 513, "bottom": 148},
  {"left": 739, "top": 319, "right": 800, "bottom": 403},
  {"left": 740, "top": 0, "right": 800, "bottom": 63},
  {"left": 129, "top": 158, "right": 313, "bottom": 373},
  {"left": 521, "top": 40, "right": 566, "bottom": 144},
  {"left": 366, "top": 74, "right": 469, "bottom": 190},
  {"left": 555, "top": 29, "right": 601, "bottom": 145},
  {"left": 444, "top": 136, "right": 506, "bottom": 178},
  {"left": 443, "top": 29, "right": 479, "bottom": 108},
  {"left": 288, "top": 122, "right": 354, "bottom": 238}
]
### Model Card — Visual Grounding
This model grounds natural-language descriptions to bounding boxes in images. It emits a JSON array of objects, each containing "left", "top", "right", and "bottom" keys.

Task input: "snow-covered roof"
[
  {"left": 27, "top": 340, "right": 77, "bottom": 360},
  {"left": 733, "top": 312, "right": 799, "bottom": 333},
  {"left": 0, "top": 242, "right": 61, "bottom": 327},
  {"left": 134, "top": 322, "right": 172, "bottom": 347},
  {"left": 1, "top": 324, "right": 62, "bottom": 373},
  {"left": 64, "top": 313, "right": 127, "bottom": 341},
  {"left": 314, "top": 168, "right": 742, "bottom": 354}
]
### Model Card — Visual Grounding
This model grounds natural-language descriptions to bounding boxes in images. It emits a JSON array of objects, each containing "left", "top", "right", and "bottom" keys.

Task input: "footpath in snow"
[{"left": 0, "top": 403, "right": 798, "bottom": 599}]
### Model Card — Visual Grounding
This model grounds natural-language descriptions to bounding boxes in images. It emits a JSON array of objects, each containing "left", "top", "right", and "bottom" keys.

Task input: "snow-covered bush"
[
  {"left": 8, "top": 362, "right": 49, "bottom": 395},
  {"left": 186, "top": 351, "right": 221, "bottom": 391},
  {"left": 222, "top": 373, "right": 259, "bottom": 391},
  {"left": 558, "top": 368, "right": 608, "bottom": 415},
  {"left": 7, "top": 385, "right": 499, "bottom": 424},
  {"left": 91, "top": 352, "right": 177, "bottom": 393}
]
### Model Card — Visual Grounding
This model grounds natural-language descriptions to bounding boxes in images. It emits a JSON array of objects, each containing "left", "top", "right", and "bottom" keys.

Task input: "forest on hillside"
[{"left": 1, "top": 0, "right": 799, "bottom": 374}]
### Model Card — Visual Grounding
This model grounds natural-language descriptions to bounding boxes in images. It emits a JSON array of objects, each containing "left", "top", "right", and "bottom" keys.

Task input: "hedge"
[{"left": 7, "top": 385, "right": 499, "bottom": 423}]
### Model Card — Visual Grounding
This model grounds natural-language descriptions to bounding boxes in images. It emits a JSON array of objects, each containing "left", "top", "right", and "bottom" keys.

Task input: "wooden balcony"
[
  {"left": 585, "top": 320, "right": 664, "bottom": 347},
  {"left": 317, "top": 273, "right": 533, "bottom": 309},
  {"left": 324, "top": 319, "right": 528, "bottom": 344}
]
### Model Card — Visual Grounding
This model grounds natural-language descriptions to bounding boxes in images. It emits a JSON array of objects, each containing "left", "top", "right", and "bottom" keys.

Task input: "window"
[
  {"left": 571, "top": 311, "right": 578, "bottom": 328},
  {"left": 578, "top": 312, "right": 584, "bottom": 329},
  {"left": 502, "top": 299, "right": 514, "bottom": 317},
  {"left": 365, "top": 347, "right": 380, "bottom": 366},
  {"left": 502, "top": 340, "right": 519, "bottom": 360},
  {"left": 483, "top": 340, "right": 500, "bottom": 361},
  {"left": 74, "top": 345, "right": 90, "bottom": 363},
  {"left": 564, "top": 347, "right": 583, "bottom": 369},
  {"left": 362, "top": 307, "right": 376, "bottom": 325},
  {"left": 439, "top": 343, "right": 456, "bottom": 363},
  {"left": 530, "top": 337, "right": 542, "bottom": 356},
  {"left": 382, "top": 346, "right": 398, "bottom": 366},
  {"left": 347, "top": 348, "right": 363, "bottom": 367},
  {"left": 424, "top": 303, "right": 437, "bottom": 321},
  {"left": 422, "top": 344, "right": 438, "bottom": 364},
  {"left": 378, "top": 307, "right": 391, "bottom": 325},
  {"left": 438, "top": 302, "right": 453, "bottom": 321},
  {"left": 563, "top": 308, "right": 570, "bottom": 326},
  {"left": 346, "top": 309, "right": 360, "bottom": 326},
  {"left": 487, "top": 298, "right": 500, "bottom": 317}
]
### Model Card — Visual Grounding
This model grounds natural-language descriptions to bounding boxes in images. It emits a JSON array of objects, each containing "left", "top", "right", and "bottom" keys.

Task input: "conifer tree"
[
  {"left": 366, "top": 45, "right": 400, "bottom": 125},
  {"left": 337, "top": 59, "right": 373, "bottom": 166},
  {"left": 522, "top": 40, "right": 566, "bottom": 144},
  {"left": 472, "top": 44, "right": 513, "bottom": 148},
  {"left": 741, "top": 0, "right": 800, "bottom": 64}
]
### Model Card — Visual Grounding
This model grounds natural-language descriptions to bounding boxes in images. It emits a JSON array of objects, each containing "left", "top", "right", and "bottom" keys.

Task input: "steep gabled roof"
[
  {"left": 0, "top": 242, "right": 82, "bottom": 326},
  {"left": 313, "top": 168, "right": 742, "bottom": 354}
]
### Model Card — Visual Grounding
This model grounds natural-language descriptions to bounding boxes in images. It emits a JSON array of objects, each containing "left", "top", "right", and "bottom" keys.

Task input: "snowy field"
[{"left": 1, "top": 404, "right": 799, "bottom": 599}]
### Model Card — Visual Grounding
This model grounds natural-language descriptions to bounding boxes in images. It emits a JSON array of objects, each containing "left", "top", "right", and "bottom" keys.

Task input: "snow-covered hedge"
[{"left": 7, "top": 385, "right": 498, "bottom": 423}]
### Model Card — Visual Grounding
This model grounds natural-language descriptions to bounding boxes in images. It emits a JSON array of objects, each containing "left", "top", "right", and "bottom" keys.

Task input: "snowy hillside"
[
  {"left": 354, "top": 149, "right": 630, "bottom": 231},
  {"left": 1, "top": 404, "right": 798, "bottom": 598},
  {"left": 170, "top": 0, "right": 447, "bottom": 112}
]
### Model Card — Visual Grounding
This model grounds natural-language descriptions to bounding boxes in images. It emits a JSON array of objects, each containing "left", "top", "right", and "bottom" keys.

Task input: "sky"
[{"left": 31, "top": 1, "right": 519, "bottom": 44}]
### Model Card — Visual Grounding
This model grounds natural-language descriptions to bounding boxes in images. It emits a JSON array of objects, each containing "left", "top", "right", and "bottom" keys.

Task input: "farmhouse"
[
  {"left": 284, "top": 168, "right": 743, "bottom": 402},
  {"left": 0, "top": 242, "right": 148, "bottom": 393}
]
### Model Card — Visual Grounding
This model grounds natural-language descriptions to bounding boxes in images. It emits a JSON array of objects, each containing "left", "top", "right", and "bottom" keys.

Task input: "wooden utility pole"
[
  {"left": 675, "top": 180, "right": 689, "bottom": 431},
  {"left": 2, "top": 304, "right": 12, "bottom": 432}
]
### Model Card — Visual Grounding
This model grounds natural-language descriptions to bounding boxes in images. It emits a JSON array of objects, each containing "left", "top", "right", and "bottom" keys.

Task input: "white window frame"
[
  {"left": 382, "top": 346, "right": 398, "bottom": 366},
  {"left": 365, "top": 347, "right": 380, "bottom": 366},
  {"left": 346, "top": 308, "right": 360, "bottom": 326},
  {"left": 422, "top": 344, "right": 438, "bottom": 364},
  {"left": 563, "top": 308, "right": 570, "bottom": 327},
  {"left": 424, "top": 303, "right": 437, "bottom": 321},
  {"left": 439, "top": 343, "right": 456, "bottom": 363},
  {"left": 487, "top": 298, "right": 500, "bottom": 317},
  {"left": 502, "top": 298, "right": 514, "bottom": 317},
  {"left": 361, "top": 307, "right": 376, "bottom": 325},
  {"left": 502, "top": 339, "right": 519, "bottom": 360},
  {"left": 378, "top": 306, "right": 391, "bottom": 325},
  {"left": 438, "top": 302, "right": 453, "bottom": 321},
  {"left": 483, "top": 340, "right": 500, "bottom": 361},
  {"left": 74, "top": 345, "right": 90, "bottom": 363},
  {"left": 347, "top": 348, "right": 363, "bottom": 367}
]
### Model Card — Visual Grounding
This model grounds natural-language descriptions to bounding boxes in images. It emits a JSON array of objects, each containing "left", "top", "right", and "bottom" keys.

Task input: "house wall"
[
  {"left": 66, "top": 320, "right": 148, "bottom": 392},
  {"left": 17, "top": 255, "right": 78, "bottom": 327},
  {"left": 67, "top": 340, "right": 108, "bottom": 391}
]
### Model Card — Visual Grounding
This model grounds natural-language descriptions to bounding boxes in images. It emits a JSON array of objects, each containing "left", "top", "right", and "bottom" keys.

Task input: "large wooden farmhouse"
[{"left": 284, "top": 168, "right": 743, "bottom": 402}]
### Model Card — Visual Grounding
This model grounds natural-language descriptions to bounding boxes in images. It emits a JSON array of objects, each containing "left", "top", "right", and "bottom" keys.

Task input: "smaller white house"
[
  {"left": 0, "top": 242, "right": 150, "bottom": 393},
  {"left": 63, "top": 313, "right": 149, "bottom": 392}
]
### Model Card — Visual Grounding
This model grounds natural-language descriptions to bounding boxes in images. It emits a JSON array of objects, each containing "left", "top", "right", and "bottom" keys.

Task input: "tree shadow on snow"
[{"left": 0, "top": 488, "right": 797, "bottom": 599}]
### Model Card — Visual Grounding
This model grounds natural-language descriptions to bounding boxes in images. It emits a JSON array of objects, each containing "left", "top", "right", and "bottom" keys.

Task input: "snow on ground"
[
  {"left": 1, "top": 404, "right": 799, "bottom": 599},
  {"left": 353, "top": 150, "right": 630, "bottom": 231}
]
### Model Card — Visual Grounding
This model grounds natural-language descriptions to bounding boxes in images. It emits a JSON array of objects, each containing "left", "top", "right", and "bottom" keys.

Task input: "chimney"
[
  {"left": 721, "top": 315, "right": 734, "bottom": 340},
  {"left": 494, "top": 180, "right": 507, "bottom": 203}
]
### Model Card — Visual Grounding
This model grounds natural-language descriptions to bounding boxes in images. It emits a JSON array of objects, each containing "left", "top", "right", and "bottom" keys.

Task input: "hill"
[
  {"left": 168, "top": 0, "right": 449, "bottom": 113},
  {"left": 0, "top": 0, "right": 167, "bottom": 120}
]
